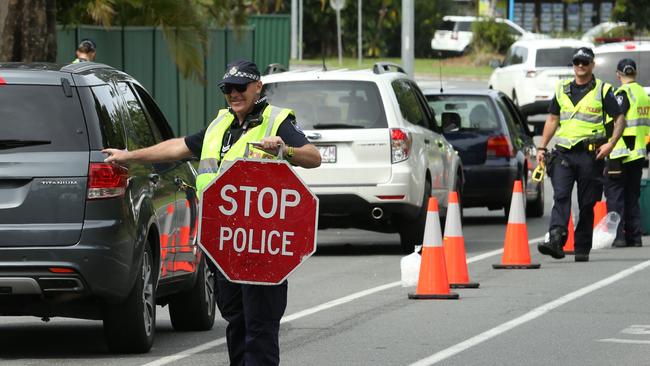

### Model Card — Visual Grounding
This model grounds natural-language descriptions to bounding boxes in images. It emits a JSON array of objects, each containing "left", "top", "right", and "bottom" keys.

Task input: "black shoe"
[
  {"left": 612, "top": 239, "right": 627, "bottom": 248},
  {"left": 538, "top": 241, "right": 565, "bottom": 259},
  {"left": 575, "top": 253, "right": 589, "bottom": 262},
  {"left": 629, "top": 242, "right": 643, "bottom": 247}
]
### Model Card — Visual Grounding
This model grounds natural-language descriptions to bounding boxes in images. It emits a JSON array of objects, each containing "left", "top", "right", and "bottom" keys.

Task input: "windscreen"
[
  {"left": 535, "top": 48, "right": 580, "bottom": 67},
  {"left": 263, "top": 80, "right": 387, "bottom": 129},
  {"left": 427, "top": 95, "right": 499, "bottom": 130},
  {"left": 0, "top": 85, "right": 88, "bottom": 152},
  {"left": 594, "top": 51, "right": 650, "bottom": 87}
]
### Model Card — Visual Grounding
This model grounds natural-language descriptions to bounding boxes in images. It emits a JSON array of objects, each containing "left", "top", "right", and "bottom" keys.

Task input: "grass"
[{"left": 292, "top": 57, "right": 493, "bottom": 79}]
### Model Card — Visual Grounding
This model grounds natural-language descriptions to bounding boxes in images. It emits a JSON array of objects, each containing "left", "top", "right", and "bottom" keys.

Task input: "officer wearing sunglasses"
[
  {"left": 536, "top": 47, "right": 626, "bottom": 263},
  {"left": 103, "top": 60, "right": 321, "bottom": 365}
]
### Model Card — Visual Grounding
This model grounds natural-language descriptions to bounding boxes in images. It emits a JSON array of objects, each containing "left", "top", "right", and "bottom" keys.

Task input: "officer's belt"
[{"left": 556, "top": 137, "right": 607, "bottom": 153}]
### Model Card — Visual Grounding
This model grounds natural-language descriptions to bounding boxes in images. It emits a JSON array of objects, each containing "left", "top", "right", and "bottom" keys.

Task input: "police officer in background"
[
  {"left": 103, "top": 60, "right": 321, "bottom": 365},
  {"left": 605, "top": 59, "right": 650, "bottom": 248},
  {"left": 72, "top": 39, "right": 96, "bottom": 63},
  {"left": 536, "top": 47, "right": 626, "bottom": 262}
]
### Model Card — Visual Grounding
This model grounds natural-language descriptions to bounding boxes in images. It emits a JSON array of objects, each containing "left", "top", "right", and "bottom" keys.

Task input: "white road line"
[
  {"left": 598, "top": 338, "right": 650, "bottom": 345},
  {"left": 142, "top": 235, "right": 545, "bottom": 366},
  {"left": 409, "top": 259, "right": 650, "bottom": 366}
]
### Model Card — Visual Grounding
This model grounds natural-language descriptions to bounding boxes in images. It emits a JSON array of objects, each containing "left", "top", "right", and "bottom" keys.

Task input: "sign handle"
[{"left": 245, "top": 141, "right": 285, "bottom": 160}]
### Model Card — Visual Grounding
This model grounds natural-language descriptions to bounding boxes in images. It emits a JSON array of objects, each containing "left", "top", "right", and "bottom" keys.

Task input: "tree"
[
  {"left": 613, "top": 0, "right": 650, "bottom": 31},
  {"left": 0, "top": 0, "right": 57, "bottom": 62}
]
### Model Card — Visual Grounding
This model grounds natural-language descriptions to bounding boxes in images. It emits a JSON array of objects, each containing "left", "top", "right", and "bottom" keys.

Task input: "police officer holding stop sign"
[
  {"left": 103, "top": 60, "right": 322, "bottom": 365},
  {"left": 536, "top": 47, "right": 626, "bottom": 262}
]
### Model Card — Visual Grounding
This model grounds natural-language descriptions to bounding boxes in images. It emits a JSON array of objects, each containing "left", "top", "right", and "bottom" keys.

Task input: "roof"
[
  {"left": 421, "top": 88, "right": 501, "bottom": 97},
  {"left": 0, "top": 62, "right": 122, "bottom": 86},
  {"left": 594, "top": 41, "right": 650, "bottom": 54},
  {"left": 511, "top": 38, "right": 594, "bottom": 49},
  {"left": 262, "top": 64, "right": 408, "bottom": 84}
]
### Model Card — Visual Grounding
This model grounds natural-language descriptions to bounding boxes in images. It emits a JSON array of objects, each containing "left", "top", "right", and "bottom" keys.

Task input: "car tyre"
[
  {"left": 399, "top": 179, "right": 431, "bottom": 253},
  {"left": 169, "top": 256, "right": 216, "bottom": 331},
  {"left": 103, "top": 243, "right": 156, "bottom": 353}
]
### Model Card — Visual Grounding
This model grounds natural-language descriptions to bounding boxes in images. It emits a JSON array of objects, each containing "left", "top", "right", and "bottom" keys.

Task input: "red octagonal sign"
[{"left": 198, "top": 158, "right": 318, "bottom": 285}]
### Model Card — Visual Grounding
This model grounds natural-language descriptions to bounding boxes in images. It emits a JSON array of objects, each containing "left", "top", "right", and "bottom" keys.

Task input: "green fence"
[{"left": 57, "top": 15, "right": 290, "bottom": 136}]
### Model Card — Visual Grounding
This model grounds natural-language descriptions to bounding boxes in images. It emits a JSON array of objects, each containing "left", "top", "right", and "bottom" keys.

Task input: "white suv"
[
  {"left": 262, "top": 63, "right": 463, "bottom": 252},
  {"left": 593, "top": 41, "right": 650, "bottom": 95},
  {"left": 431, "top": 15, "right": 547, "bottom": 55},
  {"left": 488, "top": 38, "right": 594, "bottom": 118}
]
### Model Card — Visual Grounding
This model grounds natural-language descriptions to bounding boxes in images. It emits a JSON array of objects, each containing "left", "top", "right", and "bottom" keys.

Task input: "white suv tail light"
[{"left": 390, "top": 128, "right": 411, "bottom": 163}]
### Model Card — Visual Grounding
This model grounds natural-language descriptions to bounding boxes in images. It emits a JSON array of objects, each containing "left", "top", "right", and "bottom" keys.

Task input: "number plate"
[{"left": 318, "top": 145, "right": 336, "bottom": 163}]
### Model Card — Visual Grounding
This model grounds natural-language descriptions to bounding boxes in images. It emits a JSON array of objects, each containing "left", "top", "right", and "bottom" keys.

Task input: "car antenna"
[{"left": 438, "top": 51, "right": 443, "bottom": 93}]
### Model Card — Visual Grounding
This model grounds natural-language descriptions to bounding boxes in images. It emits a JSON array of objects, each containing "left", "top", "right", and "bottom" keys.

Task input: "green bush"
[{"left": 469, "top": 18, "right": 515, "bottom": 54}]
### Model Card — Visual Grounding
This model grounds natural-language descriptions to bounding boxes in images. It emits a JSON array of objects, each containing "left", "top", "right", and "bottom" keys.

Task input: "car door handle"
[{"left": 148, "top": 173, "right": 160, "bottom": 185}]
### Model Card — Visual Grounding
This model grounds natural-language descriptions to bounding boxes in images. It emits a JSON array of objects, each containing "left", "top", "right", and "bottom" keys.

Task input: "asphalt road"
[{"left": 3, "top": 78, "right": 650, "bottom": 365}]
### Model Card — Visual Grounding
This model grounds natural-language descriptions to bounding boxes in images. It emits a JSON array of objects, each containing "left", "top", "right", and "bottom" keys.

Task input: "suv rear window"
[
  {"left": 0, "top": 85, "right": 88, "bottom": 152},
  {"left": 263, "top": 80, "right": 387, "bottom": 129},
  {"left": 456, "top": 21, "right": 473, "bottom": 32},
  {"left": 426, "top": 95, "right": 500, "bottom": 131},
  {"left": 535, "top": 48, "right": 579, "bottom": 67},
  {"left": 594, "top": 51, "right": 650, "bottom": 86}
]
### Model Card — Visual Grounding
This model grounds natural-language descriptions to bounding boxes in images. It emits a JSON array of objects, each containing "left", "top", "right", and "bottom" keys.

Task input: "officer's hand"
[
  {"left": 102, "top": 148, "right": 131, "bottom": 164},
  {"left": 536, "top": 150, "right": 545, "bottom": 165},
  {"left": 596, "top": 142, "right": 614, "bottom": 160},
  {"left": 259, "top": 136, "right": 285, "bottom": 155}
]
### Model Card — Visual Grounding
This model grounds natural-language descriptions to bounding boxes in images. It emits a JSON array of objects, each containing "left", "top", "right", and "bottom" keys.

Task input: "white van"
[{"left": 431, "top": 15, "right": 547, "bottom": 55}]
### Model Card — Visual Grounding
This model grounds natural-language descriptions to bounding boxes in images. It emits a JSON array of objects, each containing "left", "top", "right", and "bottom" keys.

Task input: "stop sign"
[{"left": 198, "top": 158, "right": 318, "bottom": 285}]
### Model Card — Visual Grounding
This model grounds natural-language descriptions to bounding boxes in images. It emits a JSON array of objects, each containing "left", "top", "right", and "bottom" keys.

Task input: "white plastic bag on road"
[
  {"left": 400, "top": 245, "right": 422, "bottom": 287},
  {"left": 592, "top": 212, "right": 620, "bottom": 250}
]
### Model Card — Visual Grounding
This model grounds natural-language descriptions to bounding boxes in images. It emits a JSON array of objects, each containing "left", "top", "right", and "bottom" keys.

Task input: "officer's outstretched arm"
[
  {"left": 103, "top": 137, "right": 194, "bottom": 164},
  {"left": 536, "top": 114, "right": 560, "bottom": 164},
  {"left": 288, "top": 144, "right": 322, "bottom": 169}
]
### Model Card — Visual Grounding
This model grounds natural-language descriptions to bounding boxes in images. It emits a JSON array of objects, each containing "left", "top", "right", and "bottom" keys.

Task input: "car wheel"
[
  {"left": 526, "top": 180, "right": 544, "bottom": 218},
  {"left": 103, "top": 243, "right": 156, "bottom": 353},
  {"left": 169, "top": 255, "right": 216, "bottom": 331},
  {"left": 399, "top": 179, "right": 431, "bottom": 253}
]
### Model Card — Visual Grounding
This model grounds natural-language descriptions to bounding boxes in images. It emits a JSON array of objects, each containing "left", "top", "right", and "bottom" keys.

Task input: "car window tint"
[
  {"left": 0, "top": 85, "right": 89, "bottom": 153},
  {"left": 501, "top": 96, "right": 528, "bottom": 136},
  {"left": 118, "top": 82, "right": 155, "bottom": 149},
  {"left": 535, "top": 48, "right": 579, "bottom": 67},
  {"left": 90, "top": 84, "right": 126, "bottom": 150},
  {"left": 426, "top": 95, "right": 499, "bottom": 130},
  {"left": 440, "top": 20, "right": 454, "bottom": 31},
  {"left": 593, "top": 51, "right": 650, "bottom": 86},
  {"left": 503, "top": 46, "right": 525, "bottom": 66},
  {"left": 495, "top": 98, "right": 520, "bottom": 138},
  {"left": 392, "top": 80, "right": 426, "bottom": 127},
  {"left": 456, "top": 21, "right": 472, "bottom": 32},
  {"left": 263, "top": 80, "right": 387, "bottom": 129},
  {"left": 132, "top": 84, "right": 176, "bottom": 140}
]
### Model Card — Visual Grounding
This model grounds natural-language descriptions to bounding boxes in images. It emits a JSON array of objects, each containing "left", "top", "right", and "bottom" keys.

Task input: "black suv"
[{"left": 0, "top": 63, "right": 215, "bottom": 353}]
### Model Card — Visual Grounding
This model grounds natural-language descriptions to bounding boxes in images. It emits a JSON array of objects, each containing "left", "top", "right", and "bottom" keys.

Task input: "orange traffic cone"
[
  {"left": 408, "top": 197, "right": 459, "bottom": 300},
  {"left": 593, "top": 200, "right": 607, "bottom": 228},
  {"left": 493, "top": 180, "right": 541, "bottom": 269},
  {"left": 443, "top": 191, "right": 479, "bottom": 289},
  {"left": 563, "top": 212, "right": 575, "bottom": 254}
]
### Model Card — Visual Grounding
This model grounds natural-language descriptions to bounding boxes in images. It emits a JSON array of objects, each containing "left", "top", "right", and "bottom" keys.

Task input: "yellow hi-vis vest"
[
  {"left": 610, "top": 82, "right": 650, "bottom": 163},
  {"left": 195, "top": 104, "right": 295, "bottom": 195},
  {"left": 555, "top": 78, "right": 613, "bottom": 149}
]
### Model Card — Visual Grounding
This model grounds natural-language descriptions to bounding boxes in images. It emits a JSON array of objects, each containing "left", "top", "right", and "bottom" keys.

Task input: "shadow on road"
[{"left": 314, "top": 243, "right": 403, "bottom": 256}]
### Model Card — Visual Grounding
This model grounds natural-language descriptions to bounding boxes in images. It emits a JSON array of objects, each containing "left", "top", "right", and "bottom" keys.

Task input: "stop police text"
[{"left": 217, "top": 184, "right": 301, "bottom": 256}]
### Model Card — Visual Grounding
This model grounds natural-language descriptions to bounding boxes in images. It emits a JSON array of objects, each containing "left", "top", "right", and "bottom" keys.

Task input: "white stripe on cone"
[
  {"left": 444, "top": 201, "right": 463, "bottom": 237},
  {"left": 508, "top": 190, "right": 526, "bottom": 224},
  {"left": 422, "top": 210, "right": 443, "bottom": 248}
]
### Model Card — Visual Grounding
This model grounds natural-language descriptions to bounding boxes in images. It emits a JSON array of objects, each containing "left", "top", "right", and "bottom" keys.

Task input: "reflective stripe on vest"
[
  {"left": 195, "top": 105, "right": 295, "bottom": 195},
  {"left": 555, "top": 78, "right": 611, "bottom": 149},
  {"left": 617, "top": 82, "right": 650, "bottom": 163}
]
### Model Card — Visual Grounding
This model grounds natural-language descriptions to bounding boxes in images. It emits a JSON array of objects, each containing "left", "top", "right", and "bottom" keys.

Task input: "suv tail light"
[
  {"left": 87, "top": 163, "right": 128, "bottom": 199},
  {"left": 525, "top": 70, "right": 537, "bottom": 78},
  {"left": 451, "top": 31, "right": 458, "bottom": 40},
  {"left": 486, "top": 135, "right": 513, "bottom": 158},
  {"left": 390, "top": 128, "right": 411, "bottom": 163}
]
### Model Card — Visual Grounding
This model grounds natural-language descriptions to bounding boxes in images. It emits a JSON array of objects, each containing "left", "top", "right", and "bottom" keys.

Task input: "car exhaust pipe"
[{"left": 371, "top": 207, "right": 384, "bottom": 220}]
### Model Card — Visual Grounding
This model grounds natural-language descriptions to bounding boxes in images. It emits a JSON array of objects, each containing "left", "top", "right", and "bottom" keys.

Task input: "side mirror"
[
  {"left": 489, "top": 59, "right": 502, "bottom": 69},
  {"left": 441, "top": 112, "right": 461, "bottom": 133}
]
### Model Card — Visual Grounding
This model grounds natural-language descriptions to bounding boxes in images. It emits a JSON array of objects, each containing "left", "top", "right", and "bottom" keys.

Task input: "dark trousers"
[
  {"left": 549, "top": 148, "right": 605, "bottom": 254},
  {"left": 604, "top": 159, "right": 644, "bottom": 244},
  {"left": 215, "top": 270, "right": 288, "bottom": 366}
]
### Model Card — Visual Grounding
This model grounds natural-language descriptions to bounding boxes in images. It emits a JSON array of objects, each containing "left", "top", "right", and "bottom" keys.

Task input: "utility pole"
[
  {"left": 358, "top": 0, "right": 362, "bottom": 66},
  {"left": 291, "top": 0, "right": 298, "bottom": 59},
  {"left": 299, "top": 0, "right": 303, "bottom": 60},
  {"left": 401, "top": 0, "right": 414, "bottom": 77}
]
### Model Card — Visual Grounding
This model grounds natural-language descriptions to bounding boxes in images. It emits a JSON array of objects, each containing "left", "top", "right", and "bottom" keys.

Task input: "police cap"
[
  {"left": 617, "top": 58, "right": 637, "bottom": 76},
  {"left": 220, "top": 60, "right": 261, "bottom": 86}
]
